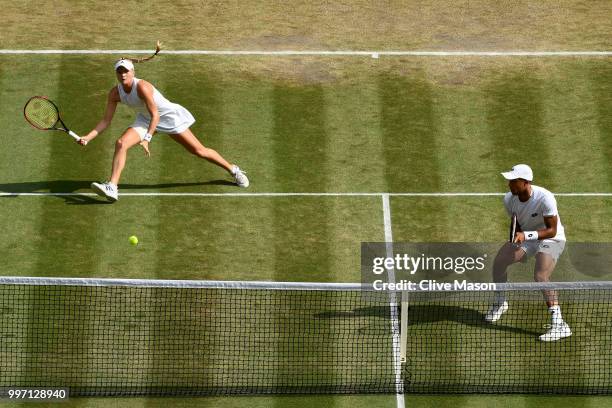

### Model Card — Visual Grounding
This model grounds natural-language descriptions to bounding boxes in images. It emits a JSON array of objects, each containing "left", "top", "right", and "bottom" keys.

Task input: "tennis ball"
[{"left": 129, "top": 235, "right": 139, "bottom": 246}]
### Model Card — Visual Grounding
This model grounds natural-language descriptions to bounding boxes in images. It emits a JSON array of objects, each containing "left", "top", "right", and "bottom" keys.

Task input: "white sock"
[
  {"left": 549, "top": 305, "right": 563, "bottom": 325},
  {"left": 230, "top": 165, "right": 238, "bottom": 175}
]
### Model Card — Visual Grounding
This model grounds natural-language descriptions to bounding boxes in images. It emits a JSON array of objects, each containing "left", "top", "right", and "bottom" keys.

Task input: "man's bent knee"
[{"left": 495, "top": 246, "right": 523, "bottom": 266}]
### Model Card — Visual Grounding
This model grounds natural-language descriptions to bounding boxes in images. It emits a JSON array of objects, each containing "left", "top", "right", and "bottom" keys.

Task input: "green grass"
[
  {"left": 2, "top": 56, "right": 612, "bottom": 193},
  {"left": 1, "top": 1, "right": 611, "bottom": 50},
  {"left": 2, "top": 6, "right": 612, "bottom": 405},
  {"left": 0, "top": 195, "right": 383, "bottom": 281}
]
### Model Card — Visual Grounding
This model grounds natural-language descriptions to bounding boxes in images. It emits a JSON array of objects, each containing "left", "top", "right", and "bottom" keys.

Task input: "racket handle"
[{"left": 68, "top": 130, "right": 87, "bottom": 145}]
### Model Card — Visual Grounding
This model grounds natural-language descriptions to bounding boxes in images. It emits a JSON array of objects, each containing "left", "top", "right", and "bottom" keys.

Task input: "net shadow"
[{"left": 316, "top": 304, "right": 541, "bottom": 337}]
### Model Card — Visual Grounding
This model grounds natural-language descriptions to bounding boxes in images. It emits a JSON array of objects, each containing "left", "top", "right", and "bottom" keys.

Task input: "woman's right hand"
[
  {"left": 77, "top": 136, "right": 90, "bottom": 146},
  {"left": 139, "top": 140, "right": 151, "bottom": 157}
]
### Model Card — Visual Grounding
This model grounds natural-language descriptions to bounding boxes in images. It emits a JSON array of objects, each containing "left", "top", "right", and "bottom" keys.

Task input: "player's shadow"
[
  {"left": 316, "top": 304, "right": 541, "bottom": 337},
  {"left": 0, "top": 179, "right": 235, "bottom": 205}
]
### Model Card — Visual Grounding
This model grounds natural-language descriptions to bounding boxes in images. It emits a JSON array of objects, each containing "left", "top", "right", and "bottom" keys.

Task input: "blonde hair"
[{"left": 119, "top": 40, "right": 163, "bottom": 66}]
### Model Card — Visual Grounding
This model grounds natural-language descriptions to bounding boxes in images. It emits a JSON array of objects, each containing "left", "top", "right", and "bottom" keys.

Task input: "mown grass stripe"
[
  {"left": 380, "top": 68, "right": 452, "bottom": 241},
  {"left": 380, "top": 69, "right": 441, "bottom": 192},
  {"left": 591, "top": 61, "right": 612, "bottom": 191},
  {"left": 535, "top": 60, "right": 610, "bottom": 192},
  {"left": 271, "top": 85, "right": 336, "bottom": 404},
  {"left": 486, "top": 68, "right": 552, "bottom": 187},
  {"left": 19, "top": 54, "right": 102, "bottom": 408}
]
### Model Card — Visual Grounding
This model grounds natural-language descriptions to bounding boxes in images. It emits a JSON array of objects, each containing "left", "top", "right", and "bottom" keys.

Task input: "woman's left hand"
[{"left": 139, "top": 140, "right": 151, "bottom": 157}]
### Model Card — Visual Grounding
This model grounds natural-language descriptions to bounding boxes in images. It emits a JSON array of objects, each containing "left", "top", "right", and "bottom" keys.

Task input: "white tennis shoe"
[
  {"left": 231, "top": 166, "right": 249, "bottom": 188},
  {"left": 485, "top": 301, "right": 509, "bottom": 323},
  {"left": 91, "top": 182, "right": 118, "bottom": 202},
  {"left": 539, "top": 322, "right": 572, "bottom": 342}
]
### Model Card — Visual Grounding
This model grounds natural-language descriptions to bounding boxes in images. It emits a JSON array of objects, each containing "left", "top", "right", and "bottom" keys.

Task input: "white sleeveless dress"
[{"left": 117, "top": 77, "right": 195, "bottom": 137}]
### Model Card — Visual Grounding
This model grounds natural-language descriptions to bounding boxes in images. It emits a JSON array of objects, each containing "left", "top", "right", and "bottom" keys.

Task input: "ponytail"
[{"left": 120, "top": 40, "right": 162, "bottom": 65}]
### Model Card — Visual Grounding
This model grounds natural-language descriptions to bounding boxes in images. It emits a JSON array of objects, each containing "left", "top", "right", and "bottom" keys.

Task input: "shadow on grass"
[
  {"left": 0, "top": 179, "right": 235, "bottom": 193},
  {"left": 0, "top": 179, "right": 236, "bottom": 205},
  {"left": 317, "top": 304, "right": 541, "bottom": 337}
]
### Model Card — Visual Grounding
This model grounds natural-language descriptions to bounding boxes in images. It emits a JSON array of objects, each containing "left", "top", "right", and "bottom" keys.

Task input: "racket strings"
[{"left": 24, "top": 98, "right": 58, "bottom": 129}]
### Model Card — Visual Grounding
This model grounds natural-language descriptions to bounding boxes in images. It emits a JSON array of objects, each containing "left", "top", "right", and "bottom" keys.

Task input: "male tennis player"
[
  {"left": 80, "top": 52, "right": 249, "bottom": 202},
  {"left": 485, "top": 164, "right": 571, "bottom": 341}
]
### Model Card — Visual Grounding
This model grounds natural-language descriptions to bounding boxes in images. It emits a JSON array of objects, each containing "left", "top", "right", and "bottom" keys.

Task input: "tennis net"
[{"left": 0, "top": 277, "right": 611, "bottom": 396}]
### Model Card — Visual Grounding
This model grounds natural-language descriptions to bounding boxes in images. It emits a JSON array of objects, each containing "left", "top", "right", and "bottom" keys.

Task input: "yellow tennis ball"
[{"left": 129, "top": 235, "right": 139, "bottom": 245}]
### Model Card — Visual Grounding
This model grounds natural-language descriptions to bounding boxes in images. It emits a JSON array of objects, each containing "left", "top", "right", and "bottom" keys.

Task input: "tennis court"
[{"left": 1, "top": 1, "right": 611, "bottom": 407}]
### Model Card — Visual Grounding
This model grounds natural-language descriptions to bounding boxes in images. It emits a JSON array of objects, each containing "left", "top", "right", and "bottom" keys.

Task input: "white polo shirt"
[{"left": 504, "top": 185, "right": 566, "bottom": 241}]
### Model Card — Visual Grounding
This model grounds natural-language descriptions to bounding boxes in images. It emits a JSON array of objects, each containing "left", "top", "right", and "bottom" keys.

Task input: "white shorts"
[
  {"left": 519, "top": 239, "right": 566, "bottom": 262},
  {"left": 130, "top": 104, "right": 195, "bottom": 140}
]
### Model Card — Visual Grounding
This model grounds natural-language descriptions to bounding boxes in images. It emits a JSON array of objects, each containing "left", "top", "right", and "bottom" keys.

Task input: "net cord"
[{"left": 1, "top": 276, "right": 611, "bottom": 291}]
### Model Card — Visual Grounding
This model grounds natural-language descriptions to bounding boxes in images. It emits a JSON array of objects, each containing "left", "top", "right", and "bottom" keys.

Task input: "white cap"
[
  {"left": 501, "top": 164, "right": 533, "bottom": 181},
  {"left": 114, "top": 59, "right": 134, "bottom": 71}
]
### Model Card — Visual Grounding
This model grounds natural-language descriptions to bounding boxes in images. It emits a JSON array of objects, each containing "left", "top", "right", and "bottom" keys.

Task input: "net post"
[{"left": 400, "top": 290, "right": 409, "bottom": 363}]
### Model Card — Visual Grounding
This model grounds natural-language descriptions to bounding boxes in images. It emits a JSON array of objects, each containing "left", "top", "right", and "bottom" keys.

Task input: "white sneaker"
[
  {"left": 231, "top": 166, "right": 249, "bottom": 188},
  {"left": 539, "top": 322, "right": 572, "bottom": 342},
  {"left": 91, "top": 182, "right": 118, "bottom": 202},
  {"left": 485, "top": 301, "right": 509, "bottom": 322}
]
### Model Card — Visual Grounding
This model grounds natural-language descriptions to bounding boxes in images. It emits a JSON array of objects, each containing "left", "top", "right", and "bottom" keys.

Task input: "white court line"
[
  {"left": 0, "top": 49, "right": 611, "bottom": 56},
  {"left": 2, "top": 192, "right": 612, "bottom": 197},
  {"left": 382, "top": 194, "right": 405, "bottom": 407}
]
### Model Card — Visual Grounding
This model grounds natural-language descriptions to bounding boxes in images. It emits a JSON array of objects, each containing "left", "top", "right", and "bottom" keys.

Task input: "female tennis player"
[{"left": 80, "top": 50, "right": 248, "bottom": 202}]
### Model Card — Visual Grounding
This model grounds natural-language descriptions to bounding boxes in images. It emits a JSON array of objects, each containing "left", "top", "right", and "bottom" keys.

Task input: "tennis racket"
[
  {"left": 23, "top": 96, "right": 87, "bottom": 145},
  {"left": 509, "top": 213, "right": 518, "bottom": 243}
]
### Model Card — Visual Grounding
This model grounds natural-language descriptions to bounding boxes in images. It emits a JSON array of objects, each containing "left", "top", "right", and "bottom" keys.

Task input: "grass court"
[{"left": 0, "top": 1, "right": 611, "bottom": 407}]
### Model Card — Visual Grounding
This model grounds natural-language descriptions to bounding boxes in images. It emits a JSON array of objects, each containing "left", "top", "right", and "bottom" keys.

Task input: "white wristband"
[
  {"left": 524, "top": 231, "right": 538, "bottom": 241},
  {"left": 143, "top": 133, "right": 152, "bottom": 142}
]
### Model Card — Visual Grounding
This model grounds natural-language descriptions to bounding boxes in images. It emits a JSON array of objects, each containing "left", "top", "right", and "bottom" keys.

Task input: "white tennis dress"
[{"left": 117, "top": 77, "right": 195, "bottom": 137}]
